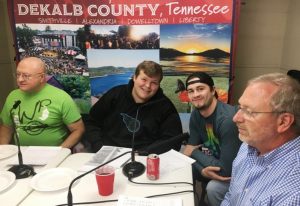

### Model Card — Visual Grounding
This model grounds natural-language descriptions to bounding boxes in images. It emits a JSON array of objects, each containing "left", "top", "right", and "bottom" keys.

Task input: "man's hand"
[
  {"left": 183, "top": 144, "right": 201, "bottom": 156},
  {"left": 61, "top": 119, "right": 85, "bottom": 149},
  {"left": 201, "top": 166, "right": 231, "bottom": 181}
]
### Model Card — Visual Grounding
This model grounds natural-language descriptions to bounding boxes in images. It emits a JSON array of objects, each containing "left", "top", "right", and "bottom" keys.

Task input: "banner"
[{"left": 8, "top": 0, "right": 239, "bottom": 115}]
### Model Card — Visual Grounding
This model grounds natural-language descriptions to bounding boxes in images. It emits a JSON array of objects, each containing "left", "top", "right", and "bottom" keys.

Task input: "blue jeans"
[{"left": 206, "top": 180, "right": 230, "bottom": 206}]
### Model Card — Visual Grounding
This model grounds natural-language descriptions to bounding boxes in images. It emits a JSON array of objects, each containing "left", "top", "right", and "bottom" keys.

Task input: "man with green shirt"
[{"left": 0, "top": 57, "right": 84, "bottom": 148}]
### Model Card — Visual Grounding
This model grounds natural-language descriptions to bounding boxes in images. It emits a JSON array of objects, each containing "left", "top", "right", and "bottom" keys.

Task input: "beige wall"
[
  {"left": 231, "top": 0, "right": 291, "bottom": 103},
  {"left": 281, "top": 0, "right": 300, "bottom": 72},
  {"left": 0, "top": 0, "right": 299, "bottom": 109}
]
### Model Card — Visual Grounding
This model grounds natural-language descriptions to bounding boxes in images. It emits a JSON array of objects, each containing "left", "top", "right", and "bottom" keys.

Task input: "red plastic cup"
[{"left": 95, "top": 165, "right": 115, "bottom": 196}]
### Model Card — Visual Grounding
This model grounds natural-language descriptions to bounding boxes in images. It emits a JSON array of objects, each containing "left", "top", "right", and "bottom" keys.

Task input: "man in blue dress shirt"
[{"left": 221, "top": 73, "right": 300, "bottom": 206}]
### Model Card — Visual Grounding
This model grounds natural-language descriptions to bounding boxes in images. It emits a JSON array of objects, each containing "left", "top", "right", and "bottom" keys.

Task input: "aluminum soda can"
[{"left": 147, "top": 154, "right": 160, "bottom": 180}]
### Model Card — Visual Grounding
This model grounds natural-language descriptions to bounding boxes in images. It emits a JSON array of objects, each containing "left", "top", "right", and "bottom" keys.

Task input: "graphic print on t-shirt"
[
  {"left": 203, "top": 123, "right": 220, "bottom": 158},
  {"left": 13, "top": 99, "right": 50, "bottom": 135},
  {"left": 120, "top": 113, "right": 140, "bottom": 133}
]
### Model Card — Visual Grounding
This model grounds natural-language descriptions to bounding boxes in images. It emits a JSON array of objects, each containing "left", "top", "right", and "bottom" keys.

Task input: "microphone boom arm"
[
  {"left": 8, "top": 100, "right": 35, "bottom": 179},
  {"left": 67, "top": 151, "right": 131, "bottom": 206},
  {"left": 122, "top": 106, "right": 146, "bottom": 178},
  {"left": 9, "top": 104, "right": 23, "bottom": 166}
]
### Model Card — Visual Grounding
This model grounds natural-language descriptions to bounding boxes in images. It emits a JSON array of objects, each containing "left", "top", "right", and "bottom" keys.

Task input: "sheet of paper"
[
  {"left": 79, "top": 147, "right": 195, "bottom": 175},
  {"left": 10, "top": 146, "right": 62, "bottom": 165},
  {"left": 117, "top": 195, "right": 182, "bottom": 206},
  {"left": 160, "top": 149, "right": 195, "bottom": 164},
  {"left": 159, "top": 149, "right": 195, "bottom": 176},
  {"left": 79, "top": 146, "right": 131, "bottom": 172},
  {"left": 135, "top": 149, "right": 195, "bottom": 177}
]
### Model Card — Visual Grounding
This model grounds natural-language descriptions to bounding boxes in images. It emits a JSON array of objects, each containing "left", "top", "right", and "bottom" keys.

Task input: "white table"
[
  {"left": 20, "top": 153, "right": 195, "bottom": 206},
  {"left": 0, "top": 146, "right": 71, "bottom": 206}
]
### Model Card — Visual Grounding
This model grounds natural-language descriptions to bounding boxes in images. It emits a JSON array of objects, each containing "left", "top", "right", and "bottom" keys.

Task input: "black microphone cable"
[
  {"left": 127, "top": 176, "right": 197, "bottom": 202},
  {"left": 57, "top": 187, "right": 194, "bottom": 206},
  {"left": 57, "top": 199, "right": 118, "bottom": 206},
  {"left": 56, "top": 190, "right": 194, "bottom": 206},
  {"left": 128, "top": 176, "right": 193, "bottom": 186},
  {"left": 56, "top": 168, "right": 195, "bottom": 206},
  {"left": 62, "top": 150, "right": 131, "bottom": 206}
]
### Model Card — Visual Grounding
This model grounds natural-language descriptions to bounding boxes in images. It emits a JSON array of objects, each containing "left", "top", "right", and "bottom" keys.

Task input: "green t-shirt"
[{"left": 0, "top": 84, "right": 81, "bottom": 146}]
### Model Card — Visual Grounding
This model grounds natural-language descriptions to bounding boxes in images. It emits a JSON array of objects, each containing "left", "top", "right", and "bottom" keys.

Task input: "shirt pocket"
[
  {"left": 228, "top": 194, "right": 273, "bottom": 206},
  {"left": 250, "top": 196, "right": 273, "bottom": 206}
]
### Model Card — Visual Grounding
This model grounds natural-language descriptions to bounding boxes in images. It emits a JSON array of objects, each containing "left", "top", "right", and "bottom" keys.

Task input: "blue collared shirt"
[{"left": 221, "top": 136, "right": 300, "bottom": 206}]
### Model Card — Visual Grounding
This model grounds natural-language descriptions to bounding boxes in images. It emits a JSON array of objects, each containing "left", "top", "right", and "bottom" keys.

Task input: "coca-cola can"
[{"left": 147, "top": 154, "right": 159, "bottom": 180}]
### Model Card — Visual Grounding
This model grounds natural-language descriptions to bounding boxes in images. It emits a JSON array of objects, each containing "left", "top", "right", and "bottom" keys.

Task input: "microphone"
[
  {"left": 122, "top": 105, "right": 145, "bottom": 178},
  {"left": 64, "top": 133, "right": 189, "bottom": 206},
  {"left": 12, "top": 100, "right": 21, "bottom": 109},
  {"left": 8, "top": 100, "right": 35, "bottom": 179},
  {"left": 66, "top": 151, "right": 131, "bottom": 206}
]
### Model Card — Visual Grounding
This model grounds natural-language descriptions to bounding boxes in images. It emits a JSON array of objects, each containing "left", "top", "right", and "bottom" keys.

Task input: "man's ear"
[
  {"left": 277, "top": 113, "right": 295, "bottom": 133},
  {"left": 132, "top": 75, "right": 137, "bottom": 82},
  {"left": 212, "top": 86, "right": 216, "bottom": 96}
]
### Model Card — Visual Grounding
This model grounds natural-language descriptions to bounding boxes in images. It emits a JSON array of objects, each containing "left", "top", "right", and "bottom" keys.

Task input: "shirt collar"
[{"left": 247, "top": 136, "right": 300, "bottom": 167}]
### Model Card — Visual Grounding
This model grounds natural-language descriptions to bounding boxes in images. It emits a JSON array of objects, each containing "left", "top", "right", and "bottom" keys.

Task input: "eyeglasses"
[
  {"left": 16, "top": 72, "right": 44, "bottom": 81},
  {"left": 237, "top": 106, "right": 285, "bottom": 119}
]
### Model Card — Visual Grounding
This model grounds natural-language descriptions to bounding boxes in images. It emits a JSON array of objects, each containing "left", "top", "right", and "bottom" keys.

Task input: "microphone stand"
[
  {"left": 122, "top": 106, "right": 145, "bottom": 178},
  {"left": 64, "top": 132, "right": 189, "bottom": 205},
  {"left": 8, "top": 101, "right": 35, "bottom": 179},
  {"left": 67, "top": 151, "right": 131, "bottom": 206}
]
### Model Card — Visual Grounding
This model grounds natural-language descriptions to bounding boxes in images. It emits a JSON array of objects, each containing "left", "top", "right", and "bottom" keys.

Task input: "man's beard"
[{"left": 194, "top": 96, "right": 214, "bottom": 111}]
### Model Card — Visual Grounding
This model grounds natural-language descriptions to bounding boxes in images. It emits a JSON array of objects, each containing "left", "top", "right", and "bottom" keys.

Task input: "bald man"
[{"left": 0, "top": 57, "right": 84, "bottom": 148}]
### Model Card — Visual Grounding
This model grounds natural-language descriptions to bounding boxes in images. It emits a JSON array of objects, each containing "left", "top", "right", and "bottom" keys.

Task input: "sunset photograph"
[
  {"left": 160, "top": 23, "right": 232, "bottom": 77},
  {"left": 160, "top": 24, "right": 232, "bottom": 54}
]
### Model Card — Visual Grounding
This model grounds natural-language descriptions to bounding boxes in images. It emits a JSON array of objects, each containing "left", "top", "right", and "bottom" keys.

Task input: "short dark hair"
[
  {"left": 135, "top": 61, "right": 163, "bottom": 82},
  {"left": 185, "top": 72, "right": 218, "bottom": 98}
]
